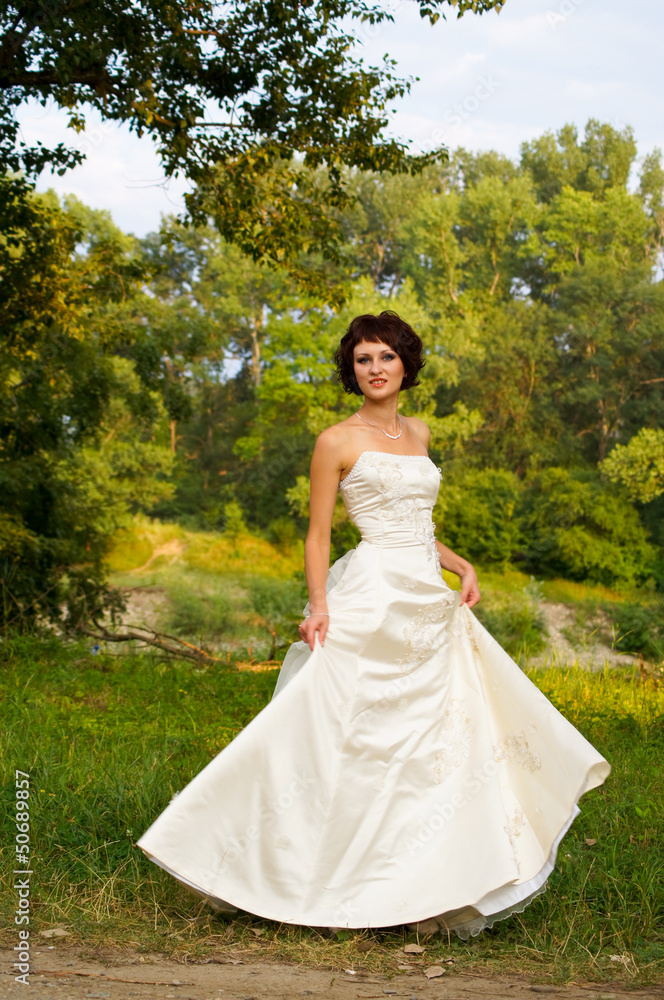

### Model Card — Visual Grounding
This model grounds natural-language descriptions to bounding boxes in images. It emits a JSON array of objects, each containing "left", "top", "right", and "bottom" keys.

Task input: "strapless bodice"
[{"left": 338, "top": 451, "right": 442, "bottom": 568}]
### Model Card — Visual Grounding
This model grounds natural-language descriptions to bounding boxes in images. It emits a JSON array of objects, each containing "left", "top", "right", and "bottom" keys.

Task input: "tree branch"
[
  {"left": 77, "top": 622, "right": 223, "bottom": 664},
  {"left": 0, "top": 67, "right": 115, "bottom": 90}
]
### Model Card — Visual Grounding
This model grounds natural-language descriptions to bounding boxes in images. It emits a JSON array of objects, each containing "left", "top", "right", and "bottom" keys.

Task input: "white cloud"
[
  {"left": 427, "top": 52, "right": 487, "bottom": 88},
  {"left": 17, "top": 100, "right": 191, "bottom": 236},
  {"left": 483, "top": 13, "right": 551, "bottom": 47}
]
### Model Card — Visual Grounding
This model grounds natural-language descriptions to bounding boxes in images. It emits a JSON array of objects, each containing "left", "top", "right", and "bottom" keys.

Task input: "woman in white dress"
[{"left": 137, "top": 311, "right": 610, "bottom": 938}]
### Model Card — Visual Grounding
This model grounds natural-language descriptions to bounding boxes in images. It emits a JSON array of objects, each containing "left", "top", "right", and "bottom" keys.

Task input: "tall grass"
[
  {"left": 107, "top": 513, "right": 302, "bottom": 580},
  {"left": 105, "top": 516, "right": 308, "bottom": 658},
  {"left": 1, "top": 633, "right": 662, "bottom": 986}
]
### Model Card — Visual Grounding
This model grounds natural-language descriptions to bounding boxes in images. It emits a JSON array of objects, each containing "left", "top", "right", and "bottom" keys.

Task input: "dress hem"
[{"left": 136, "top": 762, "right": 598, "bottom": 936}]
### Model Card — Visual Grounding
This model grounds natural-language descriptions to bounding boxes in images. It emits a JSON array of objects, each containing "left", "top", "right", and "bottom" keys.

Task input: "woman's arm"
[
  {"left": 299, "top": 431, "right": 344, "bottom": 650},
  {"left": 435, "top": 540, "right": 481, "bottom": 608},
  {"left": 415, "top": 418, "right": 479, "bottom": 607}
]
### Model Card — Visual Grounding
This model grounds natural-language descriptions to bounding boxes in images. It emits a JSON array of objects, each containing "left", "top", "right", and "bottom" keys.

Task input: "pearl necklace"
[{"left": 355, "top": 410, "right": 403, "bottom": 440}]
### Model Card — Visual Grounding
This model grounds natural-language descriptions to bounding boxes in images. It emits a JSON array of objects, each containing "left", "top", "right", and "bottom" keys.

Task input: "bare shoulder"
[
  {"left": 402, "top": 414, "right": 431, "bottom": 451},
  {"left": 311, "top": 423, "right": 349, "bottom": 475}
]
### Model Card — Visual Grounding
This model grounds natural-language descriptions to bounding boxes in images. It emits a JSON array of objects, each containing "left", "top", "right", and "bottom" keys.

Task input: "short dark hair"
[{"left": 333, "top": 311, "right": 425, "bottom": 395}]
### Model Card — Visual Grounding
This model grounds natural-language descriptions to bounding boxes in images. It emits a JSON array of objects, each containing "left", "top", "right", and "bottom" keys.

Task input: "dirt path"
[
  {"left": 531, "top": 603, "right": 636, "bottom": 671},
  {"left": 2, "top": 946, "right": 659, "bottom": 1000}
]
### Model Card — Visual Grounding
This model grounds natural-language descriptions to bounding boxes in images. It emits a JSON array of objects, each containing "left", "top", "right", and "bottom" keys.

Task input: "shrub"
[
  {"left": 612, "top": 602, "right": 663, "bottom": 660},
  {"left": 168, "top": 584, "right": 234, "bottom": 638},
  {"left": 222, "top": 500, "right": 247, "bottom": 539},
  {"left": 247, "top": 575, "right": 308, "bottom": 656},
  {"left": 265, "top": 515, "right": 301, "bottom": 552},
  {"left": 518, "top": 468, "right": 655, "bottom": 588},
  {"left": 436, "top": 467, "right": 524, "bottom": 565},
  {"left": 474, "top": 579, "right": 546, "bottom": 660}
]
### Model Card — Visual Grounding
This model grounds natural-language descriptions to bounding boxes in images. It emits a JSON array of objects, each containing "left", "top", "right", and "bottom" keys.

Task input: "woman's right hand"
[{"left": 298, "top": 612, "right": 329, "bottom": 650}]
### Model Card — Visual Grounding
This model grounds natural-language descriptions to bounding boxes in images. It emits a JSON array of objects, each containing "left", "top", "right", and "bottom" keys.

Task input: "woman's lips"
[{"left": 369, "top": 379, "right": 387, "bottom": 385}]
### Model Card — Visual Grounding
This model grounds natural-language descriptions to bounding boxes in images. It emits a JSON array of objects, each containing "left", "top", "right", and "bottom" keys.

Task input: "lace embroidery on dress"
[
  {"left": 397, "top": 593, "right": 456, "bottom": 672},
  {"left": 340, "top": 481, "right": 361, "bottom": 504},
  {"left": 365, "top": 454, "right": 441, "bottom": 570},
  {"left": 447, "top": 609, "right": 479, "bottom": 651},
  {"left": 433, "top": 699, "right": 474, "bottom": 784},
  {"left": 494, "top": 731, "right": 542, "bottom": 772},
  {"left": 503, "top": 807, "right": 526, "bottom": 873}
]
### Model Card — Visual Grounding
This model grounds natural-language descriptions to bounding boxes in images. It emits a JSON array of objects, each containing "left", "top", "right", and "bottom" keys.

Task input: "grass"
[
  {"left": 2, "top": 515, "right": 661, "bottom": 985},
  {"left": 1, "top": 632, "right": 663, "bottom": 989},
  {"left": 107, "top": 512, "right": 303, "bottom": 579},
  {"left": 107, "top": 515, "right": 308, "bottom": 659}
]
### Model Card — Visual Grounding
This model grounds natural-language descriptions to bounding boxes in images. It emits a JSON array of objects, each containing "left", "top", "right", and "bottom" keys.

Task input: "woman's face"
[{"left": 353, "top": 339, "right": 405, "bottom": 398}]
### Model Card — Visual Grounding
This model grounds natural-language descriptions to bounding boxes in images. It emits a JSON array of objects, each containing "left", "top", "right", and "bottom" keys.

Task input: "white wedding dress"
[{"left": 137, "top": 450, "right": 610, "bottom": 937}]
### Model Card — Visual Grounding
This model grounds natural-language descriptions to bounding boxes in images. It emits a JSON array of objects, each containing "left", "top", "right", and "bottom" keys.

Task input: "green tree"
[
  {"left": 434, "top": 467, "right": 523, "bottom": 565},
  {"left": 520, "top": 120, "right": 638, "bottom": 203},
  {"left": 519, "top": 468, "right": 655, "bottom": 588},
  {"left": 439, "top": 300, "right": 560, "bottom": 473},
  {"left": 538, "top": 185, "right": 664, "bottom": 462},
  {"left": 134, "top": 217, "right": 297, "bottom": 528},
  {"left": 601, "top": 428, "right": 664, "bottom": 505},
  {"left": 455, "top": 173, "right": 539, "bottom": 302},
  {"left": 0, "top": 178, "right": 173, "bottom": 628},
  {"left": 0, "top": 0, "right": 505, "bottom": 267}
]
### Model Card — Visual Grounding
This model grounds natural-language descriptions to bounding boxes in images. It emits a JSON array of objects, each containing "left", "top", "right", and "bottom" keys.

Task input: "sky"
[{"left": 16, "top": 0, "right": 664, "bottom": 237}]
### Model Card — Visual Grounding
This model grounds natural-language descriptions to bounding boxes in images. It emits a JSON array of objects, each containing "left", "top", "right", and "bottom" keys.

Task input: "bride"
[{"left": 137, "top": 310, "right": 610, "bottom": 938}]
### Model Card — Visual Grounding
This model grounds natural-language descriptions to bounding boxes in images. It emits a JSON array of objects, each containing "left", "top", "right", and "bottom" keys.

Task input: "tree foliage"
[
  {"left": 601, "top": 429, "right": 664, "bottom": 505},
  {"left": 140, "top": 120, "right": 663, "bottom": 588},
  {"left": 0, "top": 178, "right": 173, "bottom": 628},
  {"left": 0, "top": 0, "right": 505, "bottom": 268},
  {"left": 2, "top": 118, "right": 664, "bottom": 619}
]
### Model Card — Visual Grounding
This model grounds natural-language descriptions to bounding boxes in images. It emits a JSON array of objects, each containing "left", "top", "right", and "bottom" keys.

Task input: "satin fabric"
[{"left": 137, "top": 450, "right": 610, "bottom": 937}]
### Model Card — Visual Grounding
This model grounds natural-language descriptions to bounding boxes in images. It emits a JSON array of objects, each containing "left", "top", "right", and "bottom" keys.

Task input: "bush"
[
  {"left": 247, "top": 575, "right": 308, "bottom": 656},
  {"left": 265, "top": 515, "right": 301, "bottom": 552},
  {"left": 222, "top": 500, "right": 247, "bottom": 539},
  {"left": 168, "top": 584, "right": 234, "bottom": 638},
  {"left": 613, "top": 602, "right": 663, "bottom": 660},
  {"left": 436, "top": 467, "right": 524, "bottom": 565},
  {"left": 518, "top": 468, "right": 655, "bottom": 588},
  {"left": 474, "top": 580, "right": 546, "bottom": 660}
]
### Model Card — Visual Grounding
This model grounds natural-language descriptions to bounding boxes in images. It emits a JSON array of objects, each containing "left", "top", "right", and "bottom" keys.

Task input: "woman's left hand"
[{"left": 459, "top": 565, "right": 481, "bottom": 608}]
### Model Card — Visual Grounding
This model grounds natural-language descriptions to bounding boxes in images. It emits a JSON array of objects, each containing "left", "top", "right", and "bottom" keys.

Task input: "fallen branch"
[
  {"left": 35, "top": 969, "right": 194, "bottom": 985},
  {"left": 76, "top": 622, "right": 223, "bottom": 664}
]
